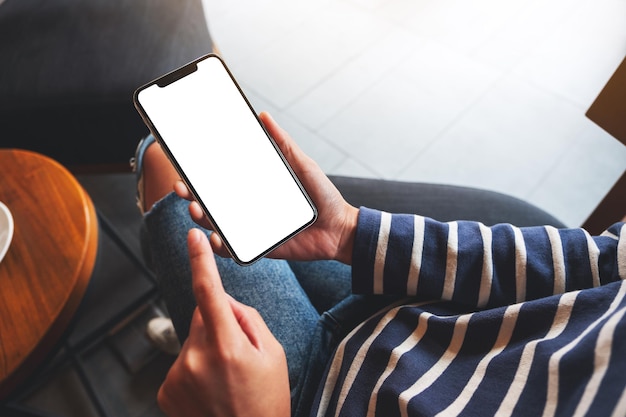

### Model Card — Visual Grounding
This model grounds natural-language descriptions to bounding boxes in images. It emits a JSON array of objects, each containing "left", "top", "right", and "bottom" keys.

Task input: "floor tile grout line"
[{"left": 392, "top": 69, "right": 511, "bottom": 181}]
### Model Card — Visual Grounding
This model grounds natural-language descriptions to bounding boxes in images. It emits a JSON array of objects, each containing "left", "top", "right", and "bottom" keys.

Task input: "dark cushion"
[
  {"left": 330, "top": 176, "right": 566, "bottom": 227},
  {"left": 0, "top": 0, "right": 213, "bottom": 167}
]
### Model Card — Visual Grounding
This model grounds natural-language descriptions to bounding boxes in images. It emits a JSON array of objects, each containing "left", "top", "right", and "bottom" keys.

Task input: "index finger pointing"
[{"left": 187, "top": 228, "right": 239, "bottom": 340}]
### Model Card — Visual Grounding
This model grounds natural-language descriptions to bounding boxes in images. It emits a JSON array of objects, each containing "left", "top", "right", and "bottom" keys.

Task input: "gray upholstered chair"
[{"left": 0, "top": 0, "right": 214, "bottom": 168}]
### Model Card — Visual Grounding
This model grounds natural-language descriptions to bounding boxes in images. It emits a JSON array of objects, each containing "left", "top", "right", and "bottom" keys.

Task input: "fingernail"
[{"left": 189, "top": 228, "right": 203, "bottom": 243}]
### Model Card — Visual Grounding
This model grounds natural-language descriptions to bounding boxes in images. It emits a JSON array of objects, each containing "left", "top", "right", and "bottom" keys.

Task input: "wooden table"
[
  {"left": 583, "top": 56, "right": 626, "bottom": 234},
  {"left": 0, "top": 149, "right": 98, "bottom": 399}
]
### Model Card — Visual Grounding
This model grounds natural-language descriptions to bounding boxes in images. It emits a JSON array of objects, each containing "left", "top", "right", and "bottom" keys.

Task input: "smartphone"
[{"left": 133, "top": 54, "right": 317, "bottom": 265}]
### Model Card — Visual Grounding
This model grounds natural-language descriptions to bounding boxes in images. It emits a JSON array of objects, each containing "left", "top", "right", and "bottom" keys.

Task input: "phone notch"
[{"left": 156, "top": 63, "right": 199, "bottom": 88}]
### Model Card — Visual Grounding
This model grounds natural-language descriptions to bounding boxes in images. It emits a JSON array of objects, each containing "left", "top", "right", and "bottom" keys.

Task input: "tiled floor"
[{"left": 202, "top": 0, "right": 626, "bottom": 227}]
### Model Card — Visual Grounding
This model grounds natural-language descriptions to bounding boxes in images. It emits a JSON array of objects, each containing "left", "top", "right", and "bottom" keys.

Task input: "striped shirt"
[{"left": 311, "top": 207, "right": 626, "bottom": 417}]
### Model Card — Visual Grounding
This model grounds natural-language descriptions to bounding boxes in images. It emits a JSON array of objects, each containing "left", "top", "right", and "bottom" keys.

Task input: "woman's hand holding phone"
[{"left": 175, "top": 112, "right": 359, "bottom": 265}]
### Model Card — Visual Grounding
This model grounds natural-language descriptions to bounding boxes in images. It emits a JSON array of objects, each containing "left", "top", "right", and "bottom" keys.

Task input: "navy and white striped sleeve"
[{"left": 351, "top": 207, "right": 626, "bottom": 308}]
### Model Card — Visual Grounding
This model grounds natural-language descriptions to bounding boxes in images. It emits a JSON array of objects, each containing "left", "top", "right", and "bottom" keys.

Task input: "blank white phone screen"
[{"left": 136, "top": 56, "right": 316, "bottom": 264}]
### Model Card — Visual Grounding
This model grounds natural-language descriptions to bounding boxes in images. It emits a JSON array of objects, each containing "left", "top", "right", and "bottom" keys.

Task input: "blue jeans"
[{"left": 141, "top": 193, "right": 399, "bottom": 415}]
